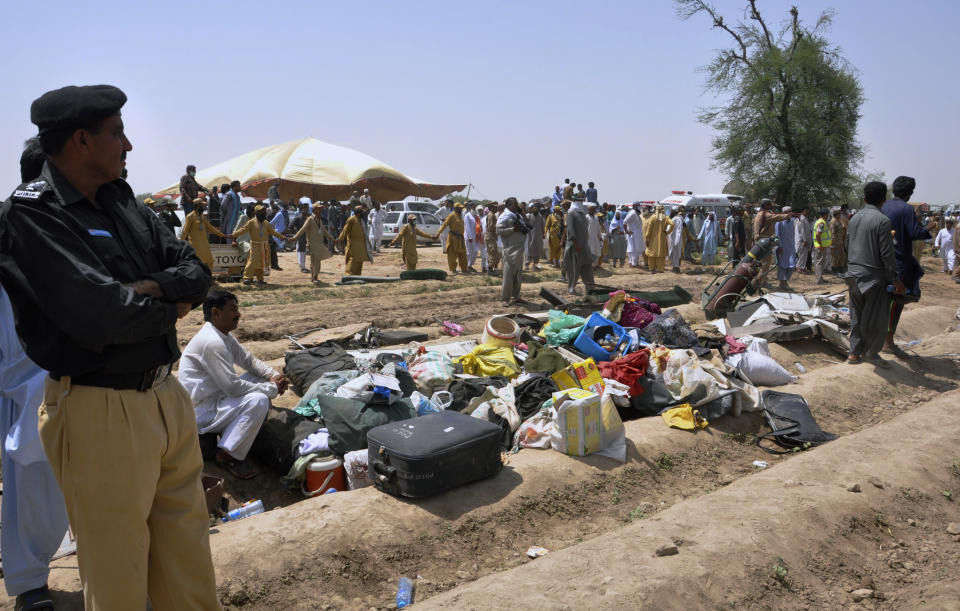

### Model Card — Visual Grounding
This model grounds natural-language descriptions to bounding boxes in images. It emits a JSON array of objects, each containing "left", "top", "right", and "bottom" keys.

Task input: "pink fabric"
[
  {"left": 725, "top": 336, "right": 747, "bottom": 354},
  {"left": 619, "top": 299, "right": 662, "bottom": 329}
]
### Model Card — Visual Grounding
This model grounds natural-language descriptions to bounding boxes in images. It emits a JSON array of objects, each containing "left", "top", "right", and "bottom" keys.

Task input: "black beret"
[
  {"left": 30, "top": 85, "right": 127, "bottom": 132},
  {"left": 892, "top": 176, "right": 916, "bottom": 197}
]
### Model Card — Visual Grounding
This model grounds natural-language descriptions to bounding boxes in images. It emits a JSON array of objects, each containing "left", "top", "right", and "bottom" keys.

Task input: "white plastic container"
[{"left": 481, "top": 316, "right": 520, "bottom": 347}]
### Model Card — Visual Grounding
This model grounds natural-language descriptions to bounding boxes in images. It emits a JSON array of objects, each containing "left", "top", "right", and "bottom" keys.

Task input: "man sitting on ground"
[{"left": 178, "top": 290, "right": 289, "bottom": 479}]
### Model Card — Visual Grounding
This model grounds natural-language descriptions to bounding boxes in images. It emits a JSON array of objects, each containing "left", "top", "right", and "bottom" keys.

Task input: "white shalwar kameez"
[
  {"left": 178, "top": 322, "right": 278, "bottom": 460},
  {"left": 668, "top": 216, "right": 684, "bottom": 268},
  {"left": 624, "top": 209, "right": 644, "bottom": 266},
  {"left": 0, "top": 285, "right": 69, "bottom": 597}
]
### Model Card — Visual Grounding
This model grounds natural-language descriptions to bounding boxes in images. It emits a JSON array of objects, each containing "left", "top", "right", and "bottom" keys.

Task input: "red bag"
[{"left": 598, "top": 349, "right": 651, "bottom": 397}]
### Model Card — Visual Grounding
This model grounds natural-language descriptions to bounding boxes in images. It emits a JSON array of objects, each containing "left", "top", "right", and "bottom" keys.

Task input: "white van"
[{"left": 658, "top": 191, "right": 744, "bottom": 233}]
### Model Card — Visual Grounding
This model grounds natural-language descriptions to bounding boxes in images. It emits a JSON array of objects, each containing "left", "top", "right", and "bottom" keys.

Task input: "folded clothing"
[
  {"left": 298, "top": 428, "right": 329, "bottom": 456},
  {"left": 523, "top": 340, "right": 568, "bottom": 374}
]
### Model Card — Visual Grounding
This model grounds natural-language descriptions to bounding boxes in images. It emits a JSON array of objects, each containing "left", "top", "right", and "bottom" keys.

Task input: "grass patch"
[
  {"left": 628, "top": 506, "right": 646, "bottom": 521},
  {"left": 656, "top": 453, "right": 685, "bottom": 471}
]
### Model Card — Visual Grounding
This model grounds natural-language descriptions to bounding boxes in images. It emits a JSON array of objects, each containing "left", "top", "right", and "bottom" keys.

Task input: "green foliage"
[{"left": 677, "top": 1, "right": 865, "bottom": 208}]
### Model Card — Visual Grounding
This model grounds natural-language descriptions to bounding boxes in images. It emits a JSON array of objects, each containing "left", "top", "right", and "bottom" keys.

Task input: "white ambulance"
[{"left": 658, "top": 191, "right": 745, "bottom": 233}]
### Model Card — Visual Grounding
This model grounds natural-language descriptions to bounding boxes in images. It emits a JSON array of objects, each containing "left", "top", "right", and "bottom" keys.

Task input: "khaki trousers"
[
  {"left": 309, "top": 251, "right": 325, "bottom": 281},
  {"left": 39, "top": 375, "right": 221, "bottom": 611},
  {"left": 446, "top": 239, "right": 468, "bottom": 272},
  {"left": 486, "top": 240, "right": 501, "bottom": 270}
]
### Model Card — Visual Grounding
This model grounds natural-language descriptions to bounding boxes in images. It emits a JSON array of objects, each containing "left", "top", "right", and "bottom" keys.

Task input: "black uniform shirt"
[{"left": 0, "top": 161, "right": 211, "bottom": 378}]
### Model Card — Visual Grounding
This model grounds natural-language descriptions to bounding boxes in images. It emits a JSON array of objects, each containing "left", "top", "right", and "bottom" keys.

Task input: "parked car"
[
  {"left": 381, "top": 211, "right": 442, "bottom": 246},
  {"left": 384, "top": 200, "right": 440, "bottom": 216}
]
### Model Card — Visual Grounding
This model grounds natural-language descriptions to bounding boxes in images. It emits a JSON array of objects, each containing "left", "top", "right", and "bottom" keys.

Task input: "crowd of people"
[{"left": 0, "top": 84, "right": 956, "bottom": 611}]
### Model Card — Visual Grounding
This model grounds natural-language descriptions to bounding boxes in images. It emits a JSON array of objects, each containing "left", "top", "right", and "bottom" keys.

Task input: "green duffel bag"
[
  {"left": 340, "top": 275, "right": 401, "bottom": 283},
  {"left": 320, "top": 396, "right": 418, "bottom": 456}
]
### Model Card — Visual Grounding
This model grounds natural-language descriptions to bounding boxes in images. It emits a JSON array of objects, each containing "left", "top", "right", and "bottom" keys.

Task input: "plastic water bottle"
[
  {"left": 396, "top": 577, "right": 413, "bottom": 609},
  {"left": 222, "top": 499, "right": 264, "bottom": 522}
]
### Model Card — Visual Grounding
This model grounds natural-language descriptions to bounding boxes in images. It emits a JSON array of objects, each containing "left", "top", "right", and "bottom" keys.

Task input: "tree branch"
[{"left": 748, "top": 0, "right": 775, "bottom": 49}]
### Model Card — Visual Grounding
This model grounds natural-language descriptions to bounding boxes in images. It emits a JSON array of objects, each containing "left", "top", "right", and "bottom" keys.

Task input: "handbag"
[{"left": 757, "top": 390, "right": 836, "bottom": 454}]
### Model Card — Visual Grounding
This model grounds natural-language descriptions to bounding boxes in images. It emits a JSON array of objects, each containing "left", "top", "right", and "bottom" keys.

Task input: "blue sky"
[{"left": 2, "top": 0, "right": 958, "bottom": 204}]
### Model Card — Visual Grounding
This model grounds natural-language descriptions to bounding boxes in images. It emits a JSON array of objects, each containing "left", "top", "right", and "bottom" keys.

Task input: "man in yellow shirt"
[
  {"left": 181, "top": 197, "right": 229, "bottom": 269},
  {"left": 390, "top": 214, "right": 433, "bottom": 270},
  {"left": 643, "top": 205, "right": 674, "bottom": 272},
  {"left": 233, "top": 205, "right": 286, "bottom": 285},
  {"left": 287, "top": 203, "right": 336, "bottom": 284},
  {"left": 433, "top": 203, "right": 469, "bottom": 273},
  {"left": 337, "top": 206, "right": 373, "bottom": 276},
  {"left": 812, "top": 208, "right": 832, "bottom": 284}
]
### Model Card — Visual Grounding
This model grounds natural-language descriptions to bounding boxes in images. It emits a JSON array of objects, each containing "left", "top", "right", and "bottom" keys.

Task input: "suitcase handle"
[{"left": 372, "top": 460, "right": 397, "bottom": 483}]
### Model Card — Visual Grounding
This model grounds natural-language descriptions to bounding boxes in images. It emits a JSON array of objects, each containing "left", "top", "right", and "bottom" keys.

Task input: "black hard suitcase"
[{"left": 366, "top": 410, "right": 502, "bottom": 498}]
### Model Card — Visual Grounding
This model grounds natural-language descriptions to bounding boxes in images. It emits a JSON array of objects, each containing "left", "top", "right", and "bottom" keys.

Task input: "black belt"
[{"left": 53, "top": 364, "right": 172, "bottom": 392}]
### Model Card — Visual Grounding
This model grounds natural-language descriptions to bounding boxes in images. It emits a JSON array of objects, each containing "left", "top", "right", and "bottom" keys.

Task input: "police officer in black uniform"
[{"left": 0, "top": 85, "right": 222, "bottom": 610}]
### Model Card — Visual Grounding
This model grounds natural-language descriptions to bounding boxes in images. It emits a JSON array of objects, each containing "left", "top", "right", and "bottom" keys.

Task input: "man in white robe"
[
  {"left": 179, "top": 290, "right": 289, "bottom": 479},
  {"left": 623, "top": 203, "right": 644, "bottom": 268},
  {"left": 668, "top": 207, "right": 685, "bottom": 271},
  {"left": 794, "top": 209, "right": 813, "bottom": 273},
  {"left": 367, "top": 200, "right": 384, "bottom": 253},
  {"left": 463, "top": 206, "right": 480, "bottom": 270},
  {"left": 586, "top": 203, "right": 602, "bottom": 266}
]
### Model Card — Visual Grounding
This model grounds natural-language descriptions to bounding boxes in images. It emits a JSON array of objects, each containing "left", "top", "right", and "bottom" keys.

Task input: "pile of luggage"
[{"left": 253, "top": 288, "right": 823, "bottom": 501}]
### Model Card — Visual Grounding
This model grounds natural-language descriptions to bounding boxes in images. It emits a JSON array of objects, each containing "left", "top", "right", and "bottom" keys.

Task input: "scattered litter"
[
  {"left": 752, "top": 460, "right": 768, "bottom": 469},
  {"left": 847, "top": 483, "right": 861, "bottom": 493},
  {"left": 526, "top": 546, "right": 549, "bottom": 558},
  {"left": 794, "top": 362, "right": 806, "bottom": 374},
  {"left": 654, "top": 543, "right": 679, "bottom": 557}
]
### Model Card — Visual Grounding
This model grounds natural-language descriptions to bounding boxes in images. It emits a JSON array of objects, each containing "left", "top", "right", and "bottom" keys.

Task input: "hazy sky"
[{"left": 2, "top": 0, "right": 958, "bottom": 204}]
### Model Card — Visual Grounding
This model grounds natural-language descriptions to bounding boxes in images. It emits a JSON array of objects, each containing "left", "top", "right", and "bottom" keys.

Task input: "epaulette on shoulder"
[{"left": 10, "top": 179, "right": 54, "bottom": 204}]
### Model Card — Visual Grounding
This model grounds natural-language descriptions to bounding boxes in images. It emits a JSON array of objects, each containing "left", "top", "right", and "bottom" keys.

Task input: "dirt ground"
[{"left": 4, "top": 244, "right": 958, "bottom": 610}]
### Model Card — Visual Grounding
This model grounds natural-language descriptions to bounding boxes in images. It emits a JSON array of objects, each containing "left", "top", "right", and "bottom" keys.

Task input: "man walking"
[
  {"left": 881, "top": 176, "right": 932, "bottom": 356},
  {"left": 434, "top": 203, "right": 469, "bottom": 273},
  {"left": 497, "top": 197, "right": 528, "bottom": 306},
  {"left": 288, "top": 203, "right": 336, "bottom": 284},
  {"left": 846, "top": 182, "right": 905, "bottom": 367},
  {"left": 0, "top": 85, "right": 221, "bottom": 609}
]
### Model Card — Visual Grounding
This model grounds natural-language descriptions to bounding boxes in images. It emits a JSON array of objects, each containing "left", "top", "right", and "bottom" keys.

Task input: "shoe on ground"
[
  {"left": 300, "top": 268, "right": 310, "bottom": 273},
  {"left": 15, "top": 584, "right": 53, "bottom": 611}
]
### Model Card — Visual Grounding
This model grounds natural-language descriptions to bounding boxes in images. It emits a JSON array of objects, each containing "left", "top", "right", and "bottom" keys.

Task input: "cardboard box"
[
  {"left": 553, "top": 388, "right": 602, "bottom": 457},
  {"left": 550, "top": 357, "right": 605, "bottom": 396}
]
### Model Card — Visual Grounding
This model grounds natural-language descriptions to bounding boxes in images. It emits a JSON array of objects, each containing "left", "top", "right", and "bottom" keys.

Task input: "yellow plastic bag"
[
  {"left": 454, "top": 344, "right": 520, "bottom": 379},
  {"left": 661, "top": 403, "right": 709, "bottom": 430}
]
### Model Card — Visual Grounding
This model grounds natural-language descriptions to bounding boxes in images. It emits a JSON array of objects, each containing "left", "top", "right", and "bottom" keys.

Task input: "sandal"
[
  {"left": 15, "top": 585, "right": 53, "bottom": 611},
  {"left": 500, "top": 301, "right": 511, "bottom": 307},
  {"left": 882, "top": 344, "right": 910, "bottom": 359},
  {"left": 216, "top": 455, "right": 257, "bottom": 479},
  {"left": 846, "top": 356, "right": 862, "bottom": 365}
]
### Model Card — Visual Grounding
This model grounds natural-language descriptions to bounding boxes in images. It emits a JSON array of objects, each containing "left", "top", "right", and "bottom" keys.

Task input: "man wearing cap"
[
  {"left": 752, "top": 200, "right": 791, "bottom": 282},
  {"left": 157, "top": 199, "right": 182, "bottom": 236},
  {"left": 288, "top": 203, "right": 336, "bottom": 283},
  {"left": 179, "top": 164, "right": 206, "bottom": 215},
  {"left": 0, "top": 85, "right": 220, "bottom": 609},
  {"left": 337, "top": 206, "right": 373, "bottom": 276},
  {"left": 389, "top": 214, "right": 433, "bottom": 271},
  {"left": 234, "top": 204, "right": 287, "bottom": 285},
  {"left": 462, "top": 203, "right": 480, "bottom": 271},
  {"left": 182, "top": 196, "right": 230, "bottom": 270},
  {"left": 433, "top": 203, "right": 470, "bottom": 273},
  {"left": 881, "top": 176, "right": 933, "bottom": 356},
  {"left": 644, "top": 204, "right": 674, "bottom": 273}
]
